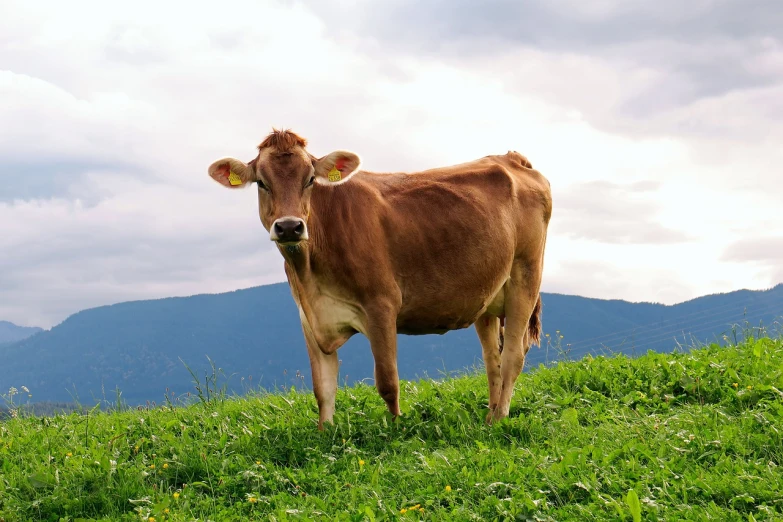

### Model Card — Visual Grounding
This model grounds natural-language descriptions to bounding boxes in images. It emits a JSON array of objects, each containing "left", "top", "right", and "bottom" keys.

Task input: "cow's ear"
[
  {"left": 208, "top": 157, "right": 254, "bottom": 189},
  {"left": 314, "top": 150, "right": 361, "bottom": 185}
]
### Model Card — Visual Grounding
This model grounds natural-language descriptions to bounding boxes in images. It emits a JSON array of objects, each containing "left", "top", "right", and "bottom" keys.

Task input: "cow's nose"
[{"left": 271, "top": 217, "right": 307, "bottom": 243}]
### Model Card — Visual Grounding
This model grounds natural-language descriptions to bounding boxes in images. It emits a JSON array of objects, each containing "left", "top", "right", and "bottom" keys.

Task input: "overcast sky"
[{"left": 1, "top": 0, "right": 781, "bottom": 328}]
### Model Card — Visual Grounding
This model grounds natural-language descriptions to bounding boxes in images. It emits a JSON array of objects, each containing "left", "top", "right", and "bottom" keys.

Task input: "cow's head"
[{"left": 208, "top": 129, "right": 361, "bottom": 246}]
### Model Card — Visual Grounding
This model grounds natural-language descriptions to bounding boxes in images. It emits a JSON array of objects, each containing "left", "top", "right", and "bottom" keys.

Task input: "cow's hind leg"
[
  {"left": 475, "top": 314, "right": 502, "bottom": 423},
  {"left": 490, "top": 261, "right": 543, "bottom": 423}
]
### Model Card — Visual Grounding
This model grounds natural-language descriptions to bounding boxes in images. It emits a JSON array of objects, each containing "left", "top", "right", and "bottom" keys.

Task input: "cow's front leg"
[
  {"left": 300, "top": 320, "right": 339, "bottom": 430},
  {"left": 366, "top": 310, "right": 401, "bottom": 417}
]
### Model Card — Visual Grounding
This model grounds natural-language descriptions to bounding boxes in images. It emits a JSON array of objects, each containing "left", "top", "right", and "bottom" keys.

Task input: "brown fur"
[
  {"left": 208, "top": 132, "right": 552, "bottom": 428},
  {"left": 257, "top": 128, "right": 308, "bottom": 154}
]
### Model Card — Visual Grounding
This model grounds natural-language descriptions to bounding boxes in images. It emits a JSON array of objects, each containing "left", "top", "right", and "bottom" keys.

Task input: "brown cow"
[{"left": 208, "top": 129, "right": 552, "bottom": 429}]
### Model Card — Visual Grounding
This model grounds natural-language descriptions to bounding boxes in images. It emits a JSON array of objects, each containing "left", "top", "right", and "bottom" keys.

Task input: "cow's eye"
[
  {"left": 257, "top": 180, "right": 269, "bottom": 192},
  {"left": 305, "top": 176, "right": 315, "bottom": 188}
]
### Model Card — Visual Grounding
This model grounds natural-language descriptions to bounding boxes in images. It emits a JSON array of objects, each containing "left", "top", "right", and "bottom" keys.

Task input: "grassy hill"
[
  {"left": 2, "top": 282, "right": 781, "bottom": 407},
  {"left": 1, "top": 332, "right": 781, "bottom": 521}
]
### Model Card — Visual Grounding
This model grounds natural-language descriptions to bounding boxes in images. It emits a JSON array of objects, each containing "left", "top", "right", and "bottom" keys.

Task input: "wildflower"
[
  {"left": 445, "top": 485, "right": 452, "bottom": 492},
  {"left": 163, "top": 463, "right": 169, "bottom": 469},
  {"left": 359, "top": 459, "right": 365, "bottom": 467},
  {"left": 419, "top": 508, "right": 425, "bottom": 513},
  {"left": 342, "top": 439, "right": 346, "bottom": 443},
  {"left": 149, "top": 464, "right": 155, "bottom": 469},
  {"left": 21, "top": 386, "right": 29, "bottom": 393},
  {"left": 173, "top": 492, "right": 180, "bottom": 500},
  {"left": 732, "top": 383, "right": 738, "bottom": 388},
  {"left": 148, "top": 518, "right": 156, "bottom": 522},
  {"left": 164, "top": 508, "right": 170, "bottom": 514},
  {"left": 248, "top": 495, "right": 258, "bottom": 504},
  {"left": 400, "top": 508, "right": 407, "bottom": 514},
  {"left": 256, "top": 461, "right": 261, "bottom": 465},
  {"left": 66, "top": 452, "right": 72, "bottom": 457},
  {"left": 747, "top": 385, "right": 753, "bottom": 390},
  {"left": 689, "top": 434, "right": 695, "bottom": 441}
]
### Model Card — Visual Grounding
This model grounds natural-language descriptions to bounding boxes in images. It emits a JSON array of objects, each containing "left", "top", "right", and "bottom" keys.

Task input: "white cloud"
[{"left": 1, "top": 0, "right": 781, "bottom": 328}]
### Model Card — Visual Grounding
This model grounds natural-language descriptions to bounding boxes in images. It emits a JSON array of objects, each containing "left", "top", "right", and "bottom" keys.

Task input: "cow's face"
[{"left": 208, "top": 132, "right": 361, "bottom": 246}]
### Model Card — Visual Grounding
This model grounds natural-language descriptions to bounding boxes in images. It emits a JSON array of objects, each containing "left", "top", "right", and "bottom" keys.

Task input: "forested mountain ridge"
[
  {"left": 2, "top": 282, "right": 781, "bottom": 406},
  {"left": 0, "top": 320, "right": 43, "bottom": 346}
]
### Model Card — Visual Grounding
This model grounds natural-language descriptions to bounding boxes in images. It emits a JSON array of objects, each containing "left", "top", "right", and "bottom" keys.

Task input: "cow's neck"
[{"left": 280, "top": 243, "right": 311, "bottom": 275}]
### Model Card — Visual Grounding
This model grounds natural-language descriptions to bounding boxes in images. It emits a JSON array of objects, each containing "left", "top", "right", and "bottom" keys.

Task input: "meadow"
[{"left": 1, "top": 331, "right": 782, "bottom": 521}]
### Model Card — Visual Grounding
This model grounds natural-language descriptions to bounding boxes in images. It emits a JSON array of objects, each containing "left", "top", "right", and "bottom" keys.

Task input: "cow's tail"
[{"left": 527, "top": 294, "right": 543, "bottom": 346}]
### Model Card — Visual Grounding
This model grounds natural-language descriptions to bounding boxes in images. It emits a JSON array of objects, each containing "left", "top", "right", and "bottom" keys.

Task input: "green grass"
[{"left": 2, "top": 333, "right": 782, "bottom": 521}]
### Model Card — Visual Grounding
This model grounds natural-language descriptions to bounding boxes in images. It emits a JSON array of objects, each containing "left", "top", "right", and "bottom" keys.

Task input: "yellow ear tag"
[
  {"left": 327, "top": 167, "right": 342, "bottom": 183},
  {"left": 228, "top": 171, "right": 242, "bottom": 186}
]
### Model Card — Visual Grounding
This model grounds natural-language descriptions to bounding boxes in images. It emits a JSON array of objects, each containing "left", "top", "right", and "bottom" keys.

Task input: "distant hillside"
[
  {"left": 1, "top": 283, "right": 781, "bottom": 406},
  {"left": 0, "top": 320, "right": 43, "bottom": 346}
]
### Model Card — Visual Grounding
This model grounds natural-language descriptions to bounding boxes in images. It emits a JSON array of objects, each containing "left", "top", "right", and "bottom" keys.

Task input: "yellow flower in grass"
[
  {"left": 162, "top": 463, "right": 169, "bottom": 469},
  {"left": 445, "top": 485, "right": 452, "bottom": 492},
  {"left": 732, "top": 383, "right": 738, "bottom": 388},
  {"left": 400, "top": 508, "right": 407, "bottom": 514},
  {"left": 148, "top": 518, "right": 156, "bottom": 522},
  {"left": 248, "top": 495, "right": 258, "bottom": 504},
  {"left": 149, "top": 464, "right": 155, "bottom": 469},
  {"left": 419, "top": 508, "right": 425, "bottom": 513},
  {"left": 359, "top": 459, "right": 365, "bottom": 467},
  {"left": 173, "top": 492, "right": 180, "bottom": 500},
  {"left": 66, "top": 452, "right": 72, "bottom": 457}
]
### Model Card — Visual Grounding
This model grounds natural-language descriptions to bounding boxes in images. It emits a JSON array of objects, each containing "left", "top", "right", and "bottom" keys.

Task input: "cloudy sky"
[{"left": 1, "top": 0, "right": 781, "bottom": 328}]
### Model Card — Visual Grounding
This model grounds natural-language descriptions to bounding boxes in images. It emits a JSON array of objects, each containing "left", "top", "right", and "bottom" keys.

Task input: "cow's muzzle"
[{"left": 270, "top": 217, "right": 308, "bottom": 244}]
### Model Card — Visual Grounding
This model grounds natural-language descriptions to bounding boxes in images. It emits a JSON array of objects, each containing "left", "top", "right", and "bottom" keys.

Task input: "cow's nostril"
[{"left": 271, "top": 218, "right": 307, "bottom": 243}]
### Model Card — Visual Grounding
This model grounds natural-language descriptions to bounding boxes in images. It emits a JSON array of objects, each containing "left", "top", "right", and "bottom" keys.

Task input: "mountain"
[
  {"left": 0, "top": 320, "right": 43, "bottom": 346},
  {"left": 2, "top": 283, "right": 781, "bottom": 406}
]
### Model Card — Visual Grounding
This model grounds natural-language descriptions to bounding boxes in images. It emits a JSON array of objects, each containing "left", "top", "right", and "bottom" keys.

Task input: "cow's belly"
[
  {"left": 395, "top": 269, "right": 509, "bottom": 335},
  {"left": 305, "top": 271, "right": 508, "bottom": 345}
]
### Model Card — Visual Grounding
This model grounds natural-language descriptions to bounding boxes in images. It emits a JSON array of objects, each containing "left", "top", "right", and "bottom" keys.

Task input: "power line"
[
  {"left": 547, "top": 291, "right": 782, "bottom": 352},
  {"left": 555, "top": 301, "right": 782, "bottom": 360}
]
